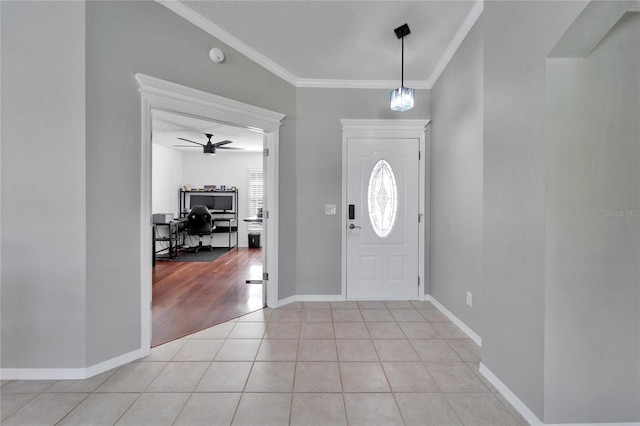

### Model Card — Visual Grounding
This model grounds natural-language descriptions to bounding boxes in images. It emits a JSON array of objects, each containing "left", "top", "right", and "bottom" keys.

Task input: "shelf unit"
[
  {"left": 179, "top": 189, "right": 238, "bottom": 249},
  {"left": 153, "top": 221, "right": 186, "bottom": 261}
]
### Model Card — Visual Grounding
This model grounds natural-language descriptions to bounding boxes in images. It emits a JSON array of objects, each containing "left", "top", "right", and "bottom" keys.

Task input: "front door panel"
[{"left": 346, "top": 138, "right": 419, "bottom": 300}]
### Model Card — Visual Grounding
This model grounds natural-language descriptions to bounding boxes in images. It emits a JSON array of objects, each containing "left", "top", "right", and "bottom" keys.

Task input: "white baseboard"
[
  {"left": 278, "top": 294, "right": 437, "bottom": 306},
  {"left": 276, "top": 292, "right": 482, "bottom": 353},
  {"left": 84, "top": 349, "right": 145, "bottom": 378},
  {"left": 479, "top": 363, "right": 543, "bottom": 425},
  {"left": 420, "top": 297, "right": 540, "bottom": 425},
  {"left": 276, "top": 295, "right": 298, "bottom": 307},
  {"left": 277, "top": 294, "right": 345, "bottom": 307},
  {"left": 425, "top": 297, "right": 538, "bottom": 424},
  {"left": 0, "top": 367, "right": 87, "bottom": 380},
  {"left": 426, "top": 295, "right": 482, "bottom": 346},
  {"left": 276, "top": 293, "right": 481, "bottom": 352},
  {"left": 0, "top": 348, "right": 144, "bottom": 381},
  {"left": 544, "top": 423, "right": 640, "bottom": 426},
  {"left": 427, "top": 299, "right": 637, "bottom": 426},
  {"left": 276, "top": 294, "right": 482, "bottom": 349}
]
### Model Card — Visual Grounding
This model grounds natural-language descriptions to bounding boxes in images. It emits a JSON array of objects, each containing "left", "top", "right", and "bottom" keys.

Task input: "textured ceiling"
[
  {"left": 180, "top": 0, "right": 476, "bottom": 83},
  {"left": 154, "top": 1, "right": 478, "bottom": 150},
  {"left": 152, "top": 110, "right": 263, "bottom": 153}
]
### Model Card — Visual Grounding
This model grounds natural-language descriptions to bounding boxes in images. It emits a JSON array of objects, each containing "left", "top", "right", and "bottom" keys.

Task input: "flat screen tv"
[
  {"left": 190, "top": 194, "right": 215, "bottom": 210},
  {"left": 189, "top": 194, "right": 234, "bottom": 212},
  {"left": 213, "top": 195, "right": 233, "bottom": 212}
]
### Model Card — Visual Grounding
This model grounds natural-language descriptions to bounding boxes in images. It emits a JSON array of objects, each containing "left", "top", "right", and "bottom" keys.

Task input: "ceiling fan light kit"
[{"left": 390, "top": 23, "right": 415, "bottom": 112}]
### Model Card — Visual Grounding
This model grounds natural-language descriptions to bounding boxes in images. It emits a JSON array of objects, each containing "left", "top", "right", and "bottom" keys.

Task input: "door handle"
[{"left": 348, "top": 224, "right": 361, "bottom": 230}]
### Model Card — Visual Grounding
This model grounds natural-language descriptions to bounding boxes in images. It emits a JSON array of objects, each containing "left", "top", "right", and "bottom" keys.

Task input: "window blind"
[{"left": 248, "top": 169, "right": 263, "bottom": 217}]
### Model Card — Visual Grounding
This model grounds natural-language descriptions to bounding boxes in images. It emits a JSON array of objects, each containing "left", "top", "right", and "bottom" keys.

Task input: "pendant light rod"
[
  {"left": 401, "top": 36, "right": 404, "bottom": 86},
  {"left": 394, "top": 23, "right": 410, "bottom": 87},
  {"left": 390, "top": 23, "right": 414, "bottom": 112}
]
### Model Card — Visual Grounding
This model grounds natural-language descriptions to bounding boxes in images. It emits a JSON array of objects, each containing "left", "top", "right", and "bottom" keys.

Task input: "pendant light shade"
[
  {"left": 390, "top": 87, "right": 415, "bottom": 112},
  {"left": 390, "top": 24, "right": 414, "bottom": 112}
]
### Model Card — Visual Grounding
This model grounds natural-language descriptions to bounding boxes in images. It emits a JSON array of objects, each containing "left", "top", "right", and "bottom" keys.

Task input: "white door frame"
[
  {"left": 341, "top": 119, "right": 430, "bottom": 300},
  {"left": 136, "top": 74, "right": 284, "bottom": 355}
]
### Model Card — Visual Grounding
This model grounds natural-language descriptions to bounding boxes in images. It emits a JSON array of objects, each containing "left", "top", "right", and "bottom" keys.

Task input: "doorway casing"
[
  {"left": 136, "top": 74, "right": 284, "bottom": 355},
  {"left": 341, "top": 119, "right": 430, "bottom": 300}
]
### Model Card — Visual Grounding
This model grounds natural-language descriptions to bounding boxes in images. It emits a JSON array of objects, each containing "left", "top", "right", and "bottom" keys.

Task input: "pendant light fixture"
[{"left": 390, "top": 23, "right": 414, "bottom": 112}]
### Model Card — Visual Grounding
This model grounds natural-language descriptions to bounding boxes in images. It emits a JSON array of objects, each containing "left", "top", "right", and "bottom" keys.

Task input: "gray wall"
[
  {"left": 545, "top": 12, "right": 640, "bottom": 423},
  {"left": 430, "top": 17, "right": 483, "bottom": 335},
  {"left": 151, "top": 144, "right": 183, "bottom": 216},
  {"left": 294, "top": 88, "right": 430, "bottom": 296},
  {"left": 1, "top": 0, "right": 297, "bottom": 369},
  {"left": 481, "top": 0, "right": 586, "bottom": 418},
  {"left": 1, "top": 1, "right": 87, "bottom": 368},
  {"left": 84, "top": 0, "right": 296, "bottom": 365},
  {"left": 2, "top": 0, "right": 429, "bottom": 368}
]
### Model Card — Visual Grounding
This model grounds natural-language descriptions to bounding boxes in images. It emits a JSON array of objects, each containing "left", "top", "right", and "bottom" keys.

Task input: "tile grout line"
[
  {"left": 335, "top": 305, "right": 350, "bottom": 425},
  {"left": 110, "top": 392, "right": 143, "bottom": 426},
  {"left": 3, "top": 302, "right": 524, "bottom": 425}
]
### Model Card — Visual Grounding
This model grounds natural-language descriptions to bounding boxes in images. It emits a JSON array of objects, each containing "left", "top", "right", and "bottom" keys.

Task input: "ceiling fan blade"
[
  {"left": 216, "top": 146, "right": 244, "bottom": 150},
  {"left": 177, "top": 137, "right": 205, "bottom": 146},
  {"left": 212, "top": 140, "right": 233, "bottom": 148},
  {"left": 173, "top": 145, "right": 201, "bottom": 148}
]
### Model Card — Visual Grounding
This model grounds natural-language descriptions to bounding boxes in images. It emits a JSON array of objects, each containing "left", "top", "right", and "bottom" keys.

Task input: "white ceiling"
[
  {"left": 153, "top": 1, "right": 482, "bottom": 150},
  {"left": 152, "top": 109, "right": 263, "bottom": 153},
  {"left": 170, "top": 0, "right": 481, "bottom": 87}
]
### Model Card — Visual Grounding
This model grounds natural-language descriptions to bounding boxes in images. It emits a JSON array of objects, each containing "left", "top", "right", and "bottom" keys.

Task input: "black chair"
[{"left": 187, "top": 205, "right": 214, "bottom": 252}]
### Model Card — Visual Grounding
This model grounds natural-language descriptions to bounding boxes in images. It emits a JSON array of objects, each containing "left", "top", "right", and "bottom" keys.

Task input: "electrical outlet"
[
  {"left": 325, "top": 204, "right": 336, "bottom": 215},
  {"left": 466, "top": 291, "right": 473, "bottom": 307}
]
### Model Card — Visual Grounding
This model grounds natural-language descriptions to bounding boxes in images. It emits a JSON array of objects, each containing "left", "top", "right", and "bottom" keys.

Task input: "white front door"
[{"left": 346, "top": 138, "right": 420, "bottom": 300}]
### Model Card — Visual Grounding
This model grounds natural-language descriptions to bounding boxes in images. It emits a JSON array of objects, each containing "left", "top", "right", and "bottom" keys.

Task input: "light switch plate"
[{"left": 325, "top": 204, "right": 336, "bottom": 215}]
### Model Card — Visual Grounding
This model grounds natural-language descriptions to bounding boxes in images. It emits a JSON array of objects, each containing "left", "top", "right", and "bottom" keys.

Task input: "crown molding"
[
  {"left": 157, "top": 0, "right": 298, "bottom": 86},
  {"left": 426, "top": 0, "right": 484, "bottom": 88},
  {"left": 158, "top": 0, "right": 483, "bottom": 90},
  {"left": 135, "top": 73, "right": 285, "bottom": 130},
  {"left": 297, "top": 79, "right": 430, "bottom": 90}
]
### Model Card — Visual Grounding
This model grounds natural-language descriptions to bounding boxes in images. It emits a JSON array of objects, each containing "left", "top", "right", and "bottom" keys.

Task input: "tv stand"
[{"left": 179, "top": 189, "right": 238, "bottom": 249}]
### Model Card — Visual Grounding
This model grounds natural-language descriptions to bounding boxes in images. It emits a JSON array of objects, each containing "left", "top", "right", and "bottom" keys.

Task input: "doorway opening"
[
  {"left": 150, "top": 110, "right": 265, "bottom": 346},
  {"left": 137, "top": 74, "right": 284, "bottom": 355}
]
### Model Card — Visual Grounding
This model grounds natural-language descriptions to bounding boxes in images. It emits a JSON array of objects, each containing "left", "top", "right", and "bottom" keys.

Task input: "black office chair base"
[{"left": 190, "top": 241, "right": 214, "bottom": 253}]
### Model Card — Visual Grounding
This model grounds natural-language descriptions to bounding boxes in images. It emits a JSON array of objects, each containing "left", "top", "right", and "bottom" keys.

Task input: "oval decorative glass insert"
[{"left": 367, "top": 159, "right": 398, "bottom": 238}]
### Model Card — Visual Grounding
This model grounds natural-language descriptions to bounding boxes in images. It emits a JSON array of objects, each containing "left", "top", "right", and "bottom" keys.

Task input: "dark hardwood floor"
[{"left": 152, "top": 247, "right": 263, "bottom": 347}]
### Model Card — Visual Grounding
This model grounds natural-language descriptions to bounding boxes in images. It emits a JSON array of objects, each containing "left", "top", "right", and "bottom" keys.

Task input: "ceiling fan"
[{"left": 174, "top": 133, "right": 242, "bottom": 155}]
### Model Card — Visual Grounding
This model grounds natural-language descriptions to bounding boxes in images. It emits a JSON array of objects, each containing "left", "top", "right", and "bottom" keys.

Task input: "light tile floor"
[{"left": 1, "top": 301, "right": 528, "bottom": 425}]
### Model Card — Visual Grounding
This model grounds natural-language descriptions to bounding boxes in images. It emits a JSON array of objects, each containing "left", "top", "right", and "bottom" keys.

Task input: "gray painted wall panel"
[
  {"left": 482, "top": 0, "right": 586, "bottom": 418},
  {"left": 545, "top": 12, "right": 640, "bottom": 422},
  {"left": 1, "top": 1, "right": 87, "bottom": 368},
  {"left": 84, "top": 0, "right": 297, "bottom": 364},
  {"left": 295, "top": 88, "right": 430, "bottom": 296},
  {"left": 430, "top": 18, "right": 483, "bottom": 336}
]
